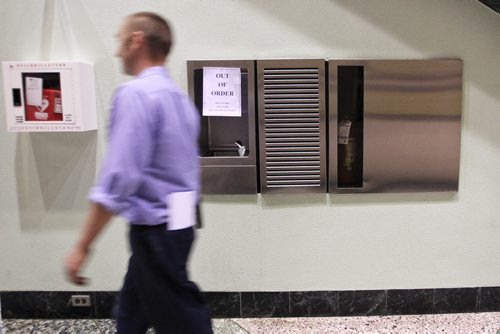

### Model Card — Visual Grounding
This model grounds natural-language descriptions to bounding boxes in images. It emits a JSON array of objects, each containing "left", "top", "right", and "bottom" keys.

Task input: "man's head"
[{"left": 116, "top": 12, "right": 173, "bottom": 75}]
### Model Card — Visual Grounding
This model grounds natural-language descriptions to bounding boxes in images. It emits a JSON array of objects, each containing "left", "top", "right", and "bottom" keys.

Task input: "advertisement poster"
[{"left": 202, "top": 67, "right": 241, "bottom": 117}]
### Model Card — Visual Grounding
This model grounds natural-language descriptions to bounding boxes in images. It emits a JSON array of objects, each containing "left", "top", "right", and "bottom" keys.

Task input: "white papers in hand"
[{"left": 166, "top": 191, "right": 196, "bottom": 231}]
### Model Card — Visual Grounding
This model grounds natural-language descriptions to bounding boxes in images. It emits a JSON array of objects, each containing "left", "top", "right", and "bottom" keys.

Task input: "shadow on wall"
[
  {"left": 240, "top": 0, "right": 500, "bottom": 144},
  {"left": 331, "top": 0, "right": 500, "bottom": 98},
  {"left": 8, "top": 1, "right": 118, "bottom": 230},
  {"left": 15, "top": 132, "right": 97, "bottom": 230}
]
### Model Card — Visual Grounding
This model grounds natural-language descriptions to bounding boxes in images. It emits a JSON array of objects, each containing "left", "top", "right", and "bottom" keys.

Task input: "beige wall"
[{"left": 0, "top": 0, "right": 499, "bottom": 292}]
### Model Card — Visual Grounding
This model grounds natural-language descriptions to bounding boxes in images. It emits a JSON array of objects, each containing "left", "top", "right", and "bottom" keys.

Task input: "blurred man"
[{"left": 64, "top": 12, "right": 212, "bottom": 334}]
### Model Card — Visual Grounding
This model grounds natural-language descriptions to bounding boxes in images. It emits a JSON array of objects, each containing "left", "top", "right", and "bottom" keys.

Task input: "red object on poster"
[{"left": 25, "top": 89, "right": 63, "bottom": 121}]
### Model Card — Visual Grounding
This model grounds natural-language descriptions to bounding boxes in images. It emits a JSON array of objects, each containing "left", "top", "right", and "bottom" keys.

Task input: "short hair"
[{"left": 127, "top": 12, "right": 173, "bottom": 60}]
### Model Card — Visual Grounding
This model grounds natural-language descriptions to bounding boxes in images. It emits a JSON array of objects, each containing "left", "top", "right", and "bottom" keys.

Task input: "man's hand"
[
  {"left": 63, "top": 202, "right": 114, "bottom": 285},
  {"left": 64, "top": 246, "right": 90, "bottom": 286}
]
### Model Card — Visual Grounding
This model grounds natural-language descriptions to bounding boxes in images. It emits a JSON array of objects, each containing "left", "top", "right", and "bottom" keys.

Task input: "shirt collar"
[{"left": 137, "top": 66, "right": 169, "bottom": 78}]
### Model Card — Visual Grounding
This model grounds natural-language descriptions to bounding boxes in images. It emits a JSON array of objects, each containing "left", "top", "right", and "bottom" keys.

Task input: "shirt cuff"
[{"left": 88, "top": 186, "right": 128, "bottom": 215}]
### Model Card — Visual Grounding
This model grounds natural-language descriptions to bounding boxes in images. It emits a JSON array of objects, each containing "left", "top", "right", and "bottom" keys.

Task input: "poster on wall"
[
  {"left": 202, "top": 67, "right": 242, "bottom": 117},
  {"left": 2, "top": 61, "right": 97, "bottom": 132}
]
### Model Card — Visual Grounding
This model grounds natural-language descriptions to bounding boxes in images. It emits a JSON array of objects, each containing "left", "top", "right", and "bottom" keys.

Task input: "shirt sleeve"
[{"left": 88, "top": 85, "right": 155, "bottom": 214}]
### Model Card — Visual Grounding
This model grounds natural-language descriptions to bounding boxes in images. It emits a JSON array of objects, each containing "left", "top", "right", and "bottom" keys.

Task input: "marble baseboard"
[
  {"left": 0, "top": 291, "right": 111, "bottom": 320},
  {"left": 387, "top": 289, "right": 434, "bottom": 315},
  {"left": 241, "top": 292, "right": 290, "bottom": 318},
  {"left": 1, "top": 287, "right": 499, "bottom": 319}
]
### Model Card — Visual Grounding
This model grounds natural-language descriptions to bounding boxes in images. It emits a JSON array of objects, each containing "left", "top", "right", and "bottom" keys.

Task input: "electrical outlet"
[{"left": 70, "top": 295, "right": 91, "bottom": 307}]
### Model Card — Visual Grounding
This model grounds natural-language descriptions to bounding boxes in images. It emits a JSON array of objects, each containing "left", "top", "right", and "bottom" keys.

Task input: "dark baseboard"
[{"left": 1, "top": 287, "right": 499, "bottom": 319}]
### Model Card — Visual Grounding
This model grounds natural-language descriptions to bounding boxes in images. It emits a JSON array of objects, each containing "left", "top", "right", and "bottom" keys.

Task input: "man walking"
[{"left": 64, "top": 12, "right": 213, "bottom": 334}]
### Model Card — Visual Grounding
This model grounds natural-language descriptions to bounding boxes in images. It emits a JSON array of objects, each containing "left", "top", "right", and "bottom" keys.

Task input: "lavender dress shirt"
[{"left": 89, "top": 66, "right": 200, "bottom": 226}]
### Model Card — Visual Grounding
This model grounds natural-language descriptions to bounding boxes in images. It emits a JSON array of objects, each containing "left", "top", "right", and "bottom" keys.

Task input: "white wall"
[{"left": 0, "top": 0, "right": 499, "bottom": 292}]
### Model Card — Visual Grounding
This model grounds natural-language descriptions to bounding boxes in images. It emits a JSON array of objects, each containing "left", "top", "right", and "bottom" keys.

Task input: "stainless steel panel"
[
  {"left": 201, "top": 165, "right": 257, "bottom": 194},
  {"left": 329, "top": 59, "right": 463, "bottom": 193},
  {"left": 187, "top": 60, "right": 257, "bottom": 194},
  {"left": 258, "top": 59, "right": 327, "bottom": 193}
]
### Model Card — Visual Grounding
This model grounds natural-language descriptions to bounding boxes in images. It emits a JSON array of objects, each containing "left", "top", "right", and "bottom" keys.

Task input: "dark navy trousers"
[{"left": 115, "top": 224, "right": 213, "bottom": 334}]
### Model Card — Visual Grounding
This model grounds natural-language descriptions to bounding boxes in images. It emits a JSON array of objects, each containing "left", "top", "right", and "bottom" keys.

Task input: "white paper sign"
[
  {"left": 26, "top": 77, "right": 43, "bottom": 107},
  {"left": 202, "top": 67, "right": 241, "bottom": 117},
  {"left": 166, "top": 191, "right": 197, "bottom": 231}
]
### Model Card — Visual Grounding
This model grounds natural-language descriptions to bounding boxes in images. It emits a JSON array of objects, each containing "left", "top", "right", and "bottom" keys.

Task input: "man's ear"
[{"left": 130, "top": 31, "right": 145, "bottom": 50}]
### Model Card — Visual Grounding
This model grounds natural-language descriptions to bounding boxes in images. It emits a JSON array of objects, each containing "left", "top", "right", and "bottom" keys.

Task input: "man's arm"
[
  {"left": 64, "top": 202, "right": 114, "bottom": 285},
  {"left": 64, "top": 86, "right": 153, "bottom": 285}
]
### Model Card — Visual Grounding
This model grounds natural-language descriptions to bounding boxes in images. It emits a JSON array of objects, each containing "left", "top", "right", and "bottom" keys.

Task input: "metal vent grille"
[{"left": 258, "top": 61, "right": 326, "bottom": 193}]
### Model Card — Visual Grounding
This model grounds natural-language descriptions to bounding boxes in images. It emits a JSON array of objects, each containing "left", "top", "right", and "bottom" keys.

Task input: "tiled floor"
[{"left": 1, "top": 312, "right": 499, "bottom": 333}]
